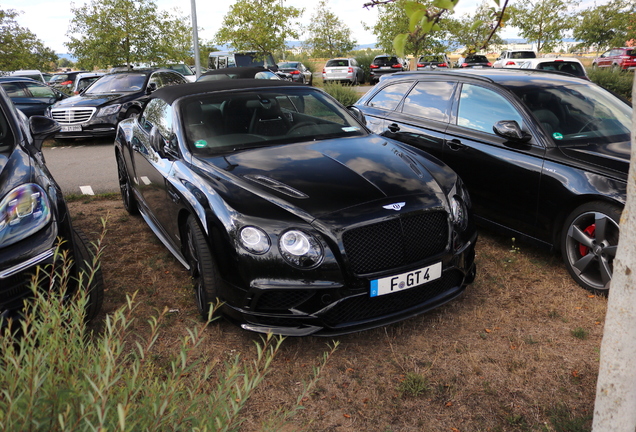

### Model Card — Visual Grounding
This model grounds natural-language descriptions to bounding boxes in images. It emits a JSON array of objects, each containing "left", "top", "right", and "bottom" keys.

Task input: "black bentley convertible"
[{"left": 114, "top": 79, "right": 477, "bottom": 336}]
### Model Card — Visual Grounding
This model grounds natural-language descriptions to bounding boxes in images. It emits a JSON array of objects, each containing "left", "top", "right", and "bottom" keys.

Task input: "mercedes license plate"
[{"left": 61, "top": 125, "right": 82, "bottom": 132}]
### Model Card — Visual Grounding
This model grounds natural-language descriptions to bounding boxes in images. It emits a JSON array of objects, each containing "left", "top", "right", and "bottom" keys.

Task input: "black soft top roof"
[{"left": 152, "top": 79, "right": 307, "bottom": 104}]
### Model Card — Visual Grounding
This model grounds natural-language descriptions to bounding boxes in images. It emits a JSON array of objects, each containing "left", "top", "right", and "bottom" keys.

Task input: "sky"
[{"left": 3, "top": 0, "right": 594, "bottom": 54}]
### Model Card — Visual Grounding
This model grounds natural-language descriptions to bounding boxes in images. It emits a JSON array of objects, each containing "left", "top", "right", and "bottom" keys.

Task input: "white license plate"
[
  {"left": 61, "top": 125, "right": 82, "bottom": 132},
  {"left": 370, "top": 262, "right": 442, "bottom": 297}
]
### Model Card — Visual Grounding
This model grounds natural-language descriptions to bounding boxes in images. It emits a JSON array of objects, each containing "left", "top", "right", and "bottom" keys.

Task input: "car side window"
[
  {"left": 457, "top": 84, "right": 523, "bottom": 133},
  {"left": 24, "top": 82, "right": 56, "bottom": 98},
  {"left": 0, "top": 83, "right": 27, "bottom": 98},
  {"left": 401, "top": 81, "right": 455, "bottom": 122},
  {"left": 367, "top": 82, "right": 413, "bottom": 111}
]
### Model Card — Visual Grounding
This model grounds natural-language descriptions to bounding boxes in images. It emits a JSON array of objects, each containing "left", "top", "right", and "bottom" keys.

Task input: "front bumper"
[{"left": 221, "top": 232, "right": 477, "bottom": 336}]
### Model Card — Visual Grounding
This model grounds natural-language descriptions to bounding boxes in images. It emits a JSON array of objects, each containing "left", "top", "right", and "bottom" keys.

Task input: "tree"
[
  {"left": 366, "top": 0, "right": 455, "bottom": 57},
  {"left": 66, "top": 0, "right": 192, "bottom": 69},
  {"left": 0, "top": 8, "right": 57, "bottom": 71},
  {"left": 508, "top": 0, "right": 577, "bottom": 53},
  {"left": 304, "top": 0, "right": 356, "bottom": 58},
  {"left": 573, "top": 0, "right": 636, "bottom": 53},
  {"left": 215, "top": 0, "right": 303, "bottom": 55},
  {"left": 446, "top": 1, "right": 505, "bottom": 53}
]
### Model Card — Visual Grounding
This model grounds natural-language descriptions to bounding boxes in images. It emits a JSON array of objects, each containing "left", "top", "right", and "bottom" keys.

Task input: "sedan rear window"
[{"left": 325, "top": 59, "right": 350, "bottom": 67}]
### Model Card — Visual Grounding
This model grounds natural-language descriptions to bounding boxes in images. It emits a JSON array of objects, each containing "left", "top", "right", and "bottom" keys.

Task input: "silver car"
[{"left": 322, "top": 58, "right": 364, "bottom": 85}]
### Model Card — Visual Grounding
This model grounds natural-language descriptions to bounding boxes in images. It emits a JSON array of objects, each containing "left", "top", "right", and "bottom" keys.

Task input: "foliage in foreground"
[
  {"left": 0, "top": 230, "right": 336, "bottom": 431},
  {"left": 587, "top": 68, "right": 634, "bottom": 102},
  {"left": 322, "top": 83, "right": 361, "bottom": 107}
]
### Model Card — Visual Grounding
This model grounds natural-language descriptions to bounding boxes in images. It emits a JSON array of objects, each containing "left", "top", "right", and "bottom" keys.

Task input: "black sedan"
[
  {"left": 47, "top": 68, "right": 187, "bottom": 139},
  {"left": 0, "top": 87, "right": 103, "bottom": 325},
  {"left": 114, "top": 79, "right": 477, "bottom": 336},
  {"left": 0, "top": 77, "right": 67, "bottom": 117},
  {"left": 355, "top": 69, "right": 630, "bottom": 293},
  {"left": 277, "top": 61, "right": 313, "bottom": 85}
]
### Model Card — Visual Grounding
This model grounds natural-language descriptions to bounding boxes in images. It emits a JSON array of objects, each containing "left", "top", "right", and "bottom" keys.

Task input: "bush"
[
  {"left": 323, "top": 82, "right": 360, "bottom": 106},
  {"left": 354, "top": 50, "right": 383, "bottom": 84},
  {"left": 0, "top": 226, "right": 336, "bottom": 431},
  {"left": 587, "top": 68, "right": 634, "bottom": 101}
]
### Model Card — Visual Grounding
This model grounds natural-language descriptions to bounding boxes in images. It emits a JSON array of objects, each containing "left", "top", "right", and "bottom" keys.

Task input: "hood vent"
[{"left": 244, "top": 174, "right": 309, "bottom": 199}]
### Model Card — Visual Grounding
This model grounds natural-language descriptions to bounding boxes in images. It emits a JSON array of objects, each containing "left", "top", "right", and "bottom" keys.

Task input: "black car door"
[
  {"left": 131, "top": 98, "right": 180, "bottom": 246},
  {"left": 359, "top": 81, "right": 415, "bottom": 135},
  {"left": 380, "top": 80, "right": 457, "bottom": 162},
  {"left": 443, "top": 82, "right": 547, "bottom": 239}
]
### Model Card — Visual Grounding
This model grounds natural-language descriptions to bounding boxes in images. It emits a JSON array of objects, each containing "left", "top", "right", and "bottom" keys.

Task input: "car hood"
[
  {"left": 52, "top": 92, "right": 131, "bottom": 108},
  {"left": 559, "top": 140, "right": 630, "bottom": 174},
  {"left": 196, "top": 135, "right": 449, "bottom": 219}
]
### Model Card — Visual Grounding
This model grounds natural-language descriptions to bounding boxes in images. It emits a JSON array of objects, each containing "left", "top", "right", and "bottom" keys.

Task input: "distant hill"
[{"left": 57, "top": 53, "right": 77, "bottom": 62}]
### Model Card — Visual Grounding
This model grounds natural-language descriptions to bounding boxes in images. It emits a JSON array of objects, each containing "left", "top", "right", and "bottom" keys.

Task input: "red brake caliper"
[{"left": 579, "top": 224, "right": 596, "bottom": 256}]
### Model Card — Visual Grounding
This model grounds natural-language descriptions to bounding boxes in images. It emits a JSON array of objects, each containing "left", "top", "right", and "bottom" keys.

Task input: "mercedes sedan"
[
  {"left": 114, "top": 79, "right": 477, "bottom": 336},
  {"left": 355, "top": 69, "right": 630, "bottom": 294}
]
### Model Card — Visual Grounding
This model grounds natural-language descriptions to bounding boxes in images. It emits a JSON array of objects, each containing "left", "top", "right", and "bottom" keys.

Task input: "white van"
[
  {"left": 10, "top": 70, "right": 53, "bottom": 83},
  {"left": 208, "top": 51, "right": 278, "bottom": 71}
]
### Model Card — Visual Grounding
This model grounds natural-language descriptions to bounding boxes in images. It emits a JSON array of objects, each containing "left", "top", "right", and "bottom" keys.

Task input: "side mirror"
[
  {"left": 493, "top": 120, "right": 532, "bottom": 142},
  {"left": 29, "top": 115, "right": 60, "bottom": 151},
  {"left": 347, "top": 105, "right": 366, "bottom": 126},
  {"left": 146, "top": 82, "right": 157, "bottom": 94},
  {"left": 149, "top": 126, "right": 164, "bottom": 155}
]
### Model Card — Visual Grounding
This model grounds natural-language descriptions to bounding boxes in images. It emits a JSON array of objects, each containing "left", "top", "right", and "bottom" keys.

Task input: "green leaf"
[
  {"left": 409, "top": 9, "right": 427, "bottom": 32},
  {"left": 470, "top": 20, "right": 484, "bottom": 31},
  {"left": 393, "top": 33, "right": 409, "bottom": 58},
  {"left": 433, "top": 0, "right": 457, "bottom": 12}
]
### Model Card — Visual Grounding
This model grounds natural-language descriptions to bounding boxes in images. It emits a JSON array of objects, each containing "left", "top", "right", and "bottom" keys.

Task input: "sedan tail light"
[
  {"left": 487, "top": 62, "right": 492, "bottom": 66},
  {"left": 348, "top": 67, "right": 353, "bottom": 74},
  {"left": 61, "top": 80, "right": 73, "bottom": 86},
  {"left": 506, "top": 61, "right": 516, "bottom": 66},
  {"left": 322, "top": 68, "right": 326, "bottom": 74},
  {"left": 290, "top": 70, "right": 300, "bottom": 74},
  {"left": 417, "top": 63, "right": 424, "bottom": 67},
  {"left": 391, "top": 63, "right": 402, "bottom": 68},
  {"left": 439, "top": 63, "right": 447, "bottom": 67},
  {"left": 370, "top": 64, "right": 379, "bottom": 69}
]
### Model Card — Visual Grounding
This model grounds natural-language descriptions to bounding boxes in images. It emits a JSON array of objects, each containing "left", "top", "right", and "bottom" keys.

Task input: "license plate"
[
  {"left": 370, "top": 262, "right": 442, "bottom": 297},
  {"left": 61, "top": 125, "right": 82, "bottom": 132}
]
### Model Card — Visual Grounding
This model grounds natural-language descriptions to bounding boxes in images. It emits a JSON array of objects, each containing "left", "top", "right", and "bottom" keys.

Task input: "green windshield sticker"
[
  {"left": 552, "top": 132, "right": 563, "bottom": 140},
  {"left": 194, "top": 140, "right": 208, "bottom": 148}
]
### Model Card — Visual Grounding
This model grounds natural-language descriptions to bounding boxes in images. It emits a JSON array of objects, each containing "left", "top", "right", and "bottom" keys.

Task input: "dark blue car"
[{"left": 0, "top": 76, "right": 67, "bottom": 117}]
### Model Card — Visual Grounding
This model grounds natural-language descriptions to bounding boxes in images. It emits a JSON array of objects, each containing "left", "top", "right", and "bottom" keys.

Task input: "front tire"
[
  {"left": 561, "top": 201, "right": 622, "bottom": 294},
  {"left": 185, "top": 216, "right": 220, "bottom": 319},
  {"left": 117, "top": 153, "right": 138, "bottom": 215}
]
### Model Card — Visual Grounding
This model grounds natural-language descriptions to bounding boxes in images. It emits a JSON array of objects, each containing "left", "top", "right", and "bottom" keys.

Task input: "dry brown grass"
[{"left": 72, "top": 196, "right": 603, "bottom": 432}]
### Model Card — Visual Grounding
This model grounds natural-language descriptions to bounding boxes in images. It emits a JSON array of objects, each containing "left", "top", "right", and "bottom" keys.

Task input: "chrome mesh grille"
[{"left": 50, "top": 107, "right": 96, "bottom": 124}]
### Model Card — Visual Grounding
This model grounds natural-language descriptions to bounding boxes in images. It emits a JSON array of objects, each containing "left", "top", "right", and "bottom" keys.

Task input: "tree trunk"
[{"left": 592, "top": 75, "right": 636, "bottom": 431}]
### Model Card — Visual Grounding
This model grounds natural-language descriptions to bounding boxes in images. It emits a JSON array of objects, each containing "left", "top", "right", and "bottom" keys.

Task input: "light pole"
[{"left": 191, "top": 0, "right": 201, "bottom": 79}]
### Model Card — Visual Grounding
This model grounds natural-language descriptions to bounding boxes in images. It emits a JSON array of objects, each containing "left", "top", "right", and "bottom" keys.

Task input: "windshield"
[
  {"left": 86, "top": 73, "right": 147, "bottom": 94},
  {"left": 166, "top": 64, "right": 193, "bottom": 76},
  {"left": 511, "top": 83, "right": 632, "bottom": 145},
  {"left": 181, "top": 88, "right": 366, "bottom": 155}
]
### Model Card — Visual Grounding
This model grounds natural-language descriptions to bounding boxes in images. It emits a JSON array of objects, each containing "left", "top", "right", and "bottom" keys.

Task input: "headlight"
[
  {"left": 239, "top": 226, "right": 270, "bottom": 254},
  {"left": 98, "top": 104, "right": 122, "bottom": 117},
  {"left": 279, "top": 230, "right": 323, "bottom": 268},
  {"left": 449, "top": 195, "right": 468, "bottom": 231},
  {"left": 0, "top": 184, "right": 52, "bottom": 247}
]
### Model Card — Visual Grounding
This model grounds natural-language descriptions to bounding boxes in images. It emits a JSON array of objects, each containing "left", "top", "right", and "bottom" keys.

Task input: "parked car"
[
  {"left": 277, "top": 61, "right": 313, "bottom": 85},
  {"left": 519, "top": 57, "right": 589, "bottom": 80},
  {"left": 197, "top": 66, "right": 282, "bottom": 82},
  {"left": 592, "top": 47, "right": 636, "bottom": 71},
  {"left": 0, "top": 76, "right": 68, "bottom": 117},
  {"left": 492, "top": 50, "right": 537, "bottom": 68},
  {"left": 208, "top": 51, "right": 279, "bottom": 71},
  {"left": 48, "top": 71, "right": 89, "bottom": 94},
  {"left": 456, "top": 55, "right": 492, "bottom": 68},
  {"left": 416, "top": 54, "right": 450, "bottom": 70},
  {"left": 9, "top": 70, "right": 53, "bottom": 84},
  {"left": 0, "top": 86, "right": 103, "bottom": 326},
  {"left": 370, "top": 55, "right": 408, "bottom": 83},
  {"left": 47, "top": 68, "right": 187, "bottom": 139},
  {"left": 114, "top": 79, "right": 477, "bottom": 336},
  {"left": 322, "top": 58, "right": 364, "bottom": 85},
  {"left": 355, "top": 69, "right": 630, "bottom": 293},
  {"left": 72, "top": 72, "right": 106, "bottom": 94},
  {"left": 161, "top": 63, "right": 197, "bottom": 82}
]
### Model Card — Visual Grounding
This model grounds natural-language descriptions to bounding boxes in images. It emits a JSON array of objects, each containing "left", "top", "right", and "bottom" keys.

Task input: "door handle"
[
  {"left": 446, "top": 139, "right": 465, "bottom": 151},
  {"left": 388, "top": 123, "right": 400, "bottom": 133}
]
